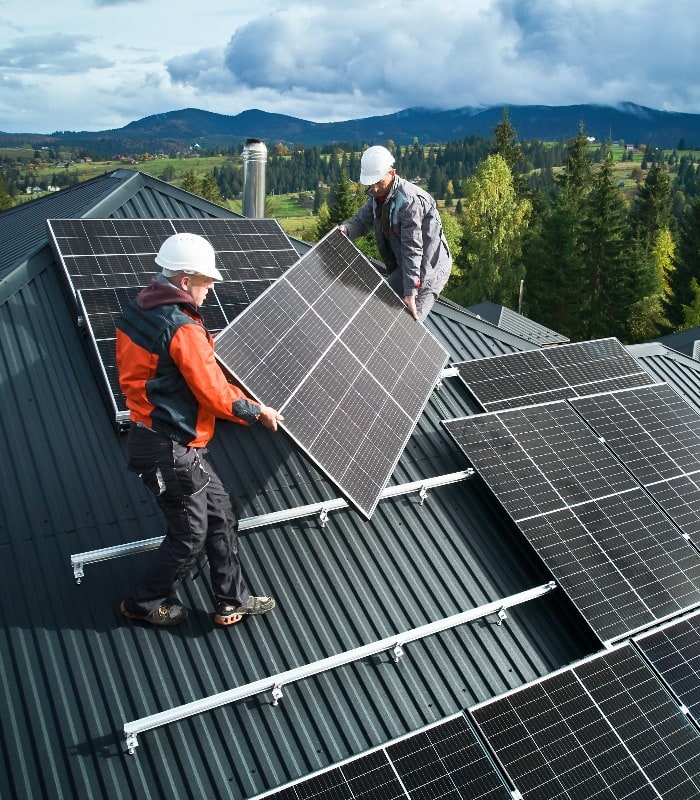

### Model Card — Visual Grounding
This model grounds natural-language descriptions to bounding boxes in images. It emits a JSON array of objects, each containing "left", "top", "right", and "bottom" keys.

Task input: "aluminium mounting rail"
[
  {"left": 123, "top": 580, "right": 558, "bottom": 754},
  {"left": 70, "top": 470, "right": 473, "bottom": 582}
]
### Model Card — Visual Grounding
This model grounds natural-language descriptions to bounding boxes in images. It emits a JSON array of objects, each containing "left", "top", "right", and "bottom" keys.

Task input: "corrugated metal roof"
[
  {"left": 0, "top": 171, "right": 674, "bottom": 799},
  {"left": 467, "top": 300, "right": 569, "bottom": 346}
]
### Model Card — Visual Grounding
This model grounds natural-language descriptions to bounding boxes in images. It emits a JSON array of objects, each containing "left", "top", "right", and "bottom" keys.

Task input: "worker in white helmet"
[
  {"left": 116, "top": 232, "right": 282, "bottom": 628},
  {"left": 339, "top": 145, "right": 452, "bottom": 321}
]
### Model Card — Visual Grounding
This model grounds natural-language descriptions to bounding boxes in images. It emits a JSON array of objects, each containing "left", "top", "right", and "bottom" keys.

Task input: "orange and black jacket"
[{"left": 115, "top": 275, "right": 261, "bottom": 447}]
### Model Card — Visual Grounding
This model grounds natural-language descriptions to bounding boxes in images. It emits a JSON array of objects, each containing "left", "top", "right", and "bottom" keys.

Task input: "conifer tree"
[{"left": 670, "top": 196, "right": 700, "bottom": 327}]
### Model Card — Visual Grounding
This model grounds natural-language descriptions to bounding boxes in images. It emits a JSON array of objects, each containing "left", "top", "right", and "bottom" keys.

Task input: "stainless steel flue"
[{"left": 241, "top": 138, "right": 267, "bottom": 218}]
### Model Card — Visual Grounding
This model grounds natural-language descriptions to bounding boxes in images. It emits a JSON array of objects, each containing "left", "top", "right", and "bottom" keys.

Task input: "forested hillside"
[{"left": 2, "top": 113, "right": 700, "bottom": 345}]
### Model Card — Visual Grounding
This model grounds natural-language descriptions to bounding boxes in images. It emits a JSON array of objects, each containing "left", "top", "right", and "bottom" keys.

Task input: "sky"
[{"left": 0, "top": 0, "right": 698, "bottom": 135}]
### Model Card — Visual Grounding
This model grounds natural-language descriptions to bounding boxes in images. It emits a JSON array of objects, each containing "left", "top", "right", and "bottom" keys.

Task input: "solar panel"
[
  {"left": 635, "top": 611, "right": 700, "bottom": 726},
  {"left": 213, "top": 228, "right": 449, "bottom": 519},
  {"left": 46, "top": 217, "right": 300, "bottom": 419},
  {"left": 455, "top": 338, "right": 653, "bottom": 411},
  {"left": 443, "top": 403, "right": 700, "bottom": 642},
  {"left": 256, "top": 714, "right": 511, "bottom": 800},
  {"left": 572, "top": 384, "right": 700, "bottom": 541},
  {"left": 472, "top": 644, "right": 700, "bottom": 800}
]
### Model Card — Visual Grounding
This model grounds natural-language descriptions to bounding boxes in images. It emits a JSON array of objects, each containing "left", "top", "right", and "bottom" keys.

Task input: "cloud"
[{"left": 0, "top": 32, "right": 112, "bottom": 74}]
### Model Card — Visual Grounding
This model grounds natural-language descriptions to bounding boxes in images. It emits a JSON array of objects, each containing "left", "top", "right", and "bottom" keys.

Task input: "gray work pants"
[{"left": 123, "top": 426, "right": 249, "bottom": 615}]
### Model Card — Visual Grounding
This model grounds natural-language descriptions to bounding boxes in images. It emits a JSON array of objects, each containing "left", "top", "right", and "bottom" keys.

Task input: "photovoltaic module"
[{"left": 213, "top": 228, "right": 449, "bottom": 519}]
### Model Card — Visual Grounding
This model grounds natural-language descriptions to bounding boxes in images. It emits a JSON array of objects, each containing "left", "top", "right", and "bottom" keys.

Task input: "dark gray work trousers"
[{"left": 123, "top": 425, "right": 249, "bottom": 615}]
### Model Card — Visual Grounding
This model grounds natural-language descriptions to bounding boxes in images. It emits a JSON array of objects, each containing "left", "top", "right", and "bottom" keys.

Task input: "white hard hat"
[
  {"left": 359, "top": 145, "right": 395, "bottom": 185},
  {"left": 155, "top": 232, "right": 223, "bottom": 281}
]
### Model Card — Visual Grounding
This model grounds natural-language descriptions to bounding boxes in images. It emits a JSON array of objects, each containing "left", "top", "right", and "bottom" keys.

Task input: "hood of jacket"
[{"left": 136, "top": 273, "right": 199, "bottom": 313}]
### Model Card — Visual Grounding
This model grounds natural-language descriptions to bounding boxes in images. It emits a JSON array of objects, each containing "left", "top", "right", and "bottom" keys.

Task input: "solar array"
[
  {"left": 572, "top": 384, "right": 700, "bottom": 541},
  {"left": 46, "top": 218, "right": 300, "bottom": 418},
  {"left": 472, "top": 644, "right": 700, "bottom": 800},
  {"left": 454, "top": 337, "right": 654, "bottom": 412},
  {"left": 214, "top": 228, "right": 449, "bottom": 519},
  {"left": 635, "top": 611, "right": 700, "bottom": 726},
  {"left": 443, "top": 400, "right": 700, "bottom": 643},
  {"left": 257, "top": 714, "right": 511, "bottom": 800}
]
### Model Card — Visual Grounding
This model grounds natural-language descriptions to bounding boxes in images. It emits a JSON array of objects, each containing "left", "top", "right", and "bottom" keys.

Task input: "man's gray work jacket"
[{"left": 342, "top": 174, "right": 452, "bottom": 297}]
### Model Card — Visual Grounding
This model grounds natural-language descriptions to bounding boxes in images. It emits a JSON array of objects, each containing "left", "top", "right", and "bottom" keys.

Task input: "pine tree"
[
  {"left": 581, "top": 154, "right": 632, "bottom": 340},
  {"left": 670, "top": 196, "right": 700, "bottom": 327},
  {"left": 0, "top": 174, "right": 11, "bottom": 210}
]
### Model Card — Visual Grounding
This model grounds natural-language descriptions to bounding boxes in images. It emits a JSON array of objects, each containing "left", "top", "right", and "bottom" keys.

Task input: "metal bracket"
[
  {"left": 419, "top": 485, "right": 429, "bottom": 505},
  {"left": 73, "top": 561, "right": 84, "bottom": 585},
  {"left": 272, "top": 684, "right": 284, "bottom": 706},
  {"left": 497, "top": 607, "right": 508, "bottom": 626},
  {"left": 319, "top": 507, "right": 329, "bottom": 528},
  {"left": 392, "top": 642, "right": 404, "bottom": 663},
  {"left": 126, "top": 732, "right": 138, "bottom": 755}
]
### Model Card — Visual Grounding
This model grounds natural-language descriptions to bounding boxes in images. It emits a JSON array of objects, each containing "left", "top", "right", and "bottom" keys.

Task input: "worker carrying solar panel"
[
  {"left": 339, "top": 145, "right": 452, "bottom": 322},
  {"left": 115, "top": 232, "right": 283, "bottom": 629}
]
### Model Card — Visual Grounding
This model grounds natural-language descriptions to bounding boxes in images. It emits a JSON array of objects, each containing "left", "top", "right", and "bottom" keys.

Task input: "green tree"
[
  {"left": 315, "top": 169, "right": 365, "bottom": 238},
  {"left": 581, "top": 154, "right": 630, "bottom": 340},
  {"left": 452, "top": 154, "right": 531, "bottom": 307},
  {"left": 181, "top": 170, "right": 200, "bottom": 195},
  {"left": 681, "top": 278, "right": 700, "bottom": 328},
  {"left": 200, "top": 173, "right": 222, "bottom": 204},
  {"left": 0, "top": 174, "right": 11, "bottom": 210},
  {"left": 522, "top": 126, "right": 594, "bottom": 336},
  {"left": 670, "top": 196, "right": 700, "bottom": 327}
]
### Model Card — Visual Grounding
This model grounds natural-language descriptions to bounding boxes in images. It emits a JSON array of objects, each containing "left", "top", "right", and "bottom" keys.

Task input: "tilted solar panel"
[
  {"left": 455, "top": 337, "right": 654, "bottom": 411},
  {"left": 443, "top": 402, "right": 700, "bottom": 642},
  {"left": 472, "top": 644, "right": 700, "bottom": 800},
  {"left": 213, "top": 228, "right": 449, "bottom": 519},
  {"left": 572, "top": 384, "right": 700, "bottom": 542},
  {"left": 635, "top": 611, "right": 700, "bottom": 726},
  {"left": 255, "top": 714, "right": 511, "bottom": 800},
  {"left": 46, "top": 217, "right": 300, "bottom": 420}
]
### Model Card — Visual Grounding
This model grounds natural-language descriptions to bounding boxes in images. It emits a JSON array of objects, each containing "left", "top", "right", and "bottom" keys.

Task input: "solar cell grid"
[
  {"left": 472, "top": 645, "right": 700, "bottom": 800},
  {"left": 444, "top": 402, "right": 700, "bottom": 642},
  {"left": 256, "top": 715, "right": 511, "bottom": 800},
  {"left": 636, "top": 612, "right": 700, "bottom": 725},
  {"left": 454, "top": 337, "right": 653, "bottom": 411},
  {"left": 214, "top": 228, "right": 448, "bottom": 518}
]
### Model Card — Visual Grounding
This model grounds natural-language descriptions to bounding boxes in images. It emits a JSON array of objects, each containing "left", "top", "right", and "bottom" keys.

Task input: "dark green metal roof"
[{"left": 0, "top": 171, "right": 664, "bottom": 799}]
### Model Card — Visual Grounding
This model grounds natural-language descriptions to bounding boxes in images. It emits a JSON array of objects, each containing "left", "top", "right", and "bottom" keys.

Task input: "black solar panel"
[
  {"left": 46, "top": 218, "right": 300, "bottom": 419},
  {"left": 257, "top": 715, "right": 511, "bottom": 800},
  {"left": 636, "top": 611, "right": 700, "bottom": 726},
  {"left": 572, "top": 384, "right": 700, "bottom": 541},
  {"left": 472, "top": 644, "right": 700, "bottom": 800},
  {"left": 214, "top": 228, "right": 449, "bottom": 519},
  {"left": 455, "top": 338, "right": 653, "bottom": 411},
  {"left": 443, "top": 403, "right": 700, "bottom": 642}
]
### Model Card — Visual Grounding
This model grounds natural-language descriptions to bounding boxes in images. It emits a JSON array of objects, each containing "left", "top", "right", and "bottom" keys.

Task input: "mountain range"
[{"left": 3, "top": 102, "right": 700, "bottom": 150}]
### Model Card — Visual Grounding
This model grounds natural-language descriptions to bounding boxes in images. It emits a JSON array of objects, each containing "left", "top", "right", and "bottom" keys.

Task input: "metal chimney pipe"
[{"left": 241, "top": 138, "right": 267, "bottom": 218}]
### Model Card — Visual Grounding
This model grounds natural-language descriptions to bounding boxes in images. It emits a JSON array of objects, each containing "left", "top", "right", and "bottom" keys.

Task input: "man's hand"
[
  {"left": 338, "top": 224, "right": 348, "bottom": 235},
  {"left": 404, "top": 295, "right": 419, "bottom": 320},
  {"left": 258, "top": 405, "right": 284, "bottom": 431}
]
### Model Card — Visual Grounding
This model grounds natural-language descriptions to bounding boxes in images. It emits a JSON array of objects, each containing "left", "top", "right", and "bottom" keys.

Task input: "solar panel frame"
[
  {"left": 443, "top": 402, "right": 700, "bottom": 643},
  {"left": 454, "top": 337, "right": 654, "bottom": 412},
  {"left": 46, "top": 217, "right": 301, "bottom": 421},
  {"left": 213, "top": 228, "right": 449, "bottom": 519},
  {"left": 471, "top": 644, "right": 700, "bottom": 800}
]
